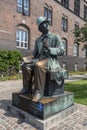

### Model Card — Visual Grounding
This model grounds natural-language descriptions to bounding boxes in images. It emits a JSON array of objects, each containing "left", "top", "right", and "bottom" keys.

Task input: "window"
[
  {"left": 62, "top": 62, "right": 67, "bottom": 69},
  {"left": 84, "top": 5, "right": 87, "bottom": 19},
  {"left": 61, "top": 0, "right": 69, "bottom": 8},
  {"left": 74, "top": 0, "right": 80, "bottom": 16},
  {"left": 44, "top": 6, "right": 52, "bottom": 25},
  {"left": 17, "top": 0, "right": 22, "bottom": 12},
  {"left": 61, "top": 17, "right": 68, "bottom": 32},
  {"left": 17, "top": 0, "right": 29, "bottom": 16},
  {"left": 83, "top": 48, "right": 87, "bottom": 57},
  {"left": 62, "top": 39, "right": 67, "bottom": 55},
  {"left": 74, "top": 63, "right": 78, "bottom": 71},
  {"left": 73, "top": 43, "right": 79, "bottom": 56},
  {"left": 84, "top": 63, "right": 87, "bottom": 70},
  {"left": 16, "top": 25, "right": 29, "bottom": 49}
]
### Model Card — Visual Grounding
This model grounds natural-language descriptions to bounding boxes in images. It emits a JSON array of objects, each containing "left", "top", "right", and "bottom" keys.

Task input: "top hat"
[{"left": 36, "top": 16, "right": 50, "bottom": 27}]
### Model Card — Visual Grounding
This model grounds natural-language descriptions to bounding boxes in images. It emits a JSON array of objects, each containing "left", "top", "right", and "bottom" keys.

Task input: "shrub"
[{"left": 0, "top": 49, "right": 22, "bottom": 76}]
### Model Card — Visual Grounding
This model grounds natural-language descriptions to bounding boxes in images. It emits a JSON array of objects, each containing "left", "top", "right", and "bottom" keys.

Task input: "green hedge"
[{"left": 0, "top": 49, "right": 22, "bottom": 76}]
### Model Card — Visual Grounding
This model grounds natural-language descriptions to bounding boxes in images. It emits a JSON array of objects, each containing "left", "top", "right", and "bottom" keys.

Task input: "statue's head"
[{"left": 36, "top": 16, "right": 50, "bottom": 33}]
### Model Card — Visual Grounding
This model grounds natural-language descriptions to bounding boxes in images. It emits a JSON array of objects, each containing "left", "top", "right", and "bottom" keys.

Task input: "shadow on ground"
[{"left": 0, "top": 99, "right": 35, "bottom": 126}]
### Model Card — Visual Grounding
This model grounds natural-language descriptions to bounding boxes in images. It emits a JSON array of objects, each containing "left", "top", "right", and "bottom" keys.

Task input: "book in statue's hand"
[{"left": 23, "top": 56, "right": 34, "bottom": 64}]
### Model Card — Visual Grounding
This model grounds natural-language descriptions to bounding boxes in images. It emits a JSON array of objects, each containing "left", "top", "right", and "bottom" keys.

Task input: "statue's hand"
[
  {"left": 23, "top": 55, "right": 34, "bottom": 64},
  {"left": 32, "top": 59, "right": 39, "bottom": 64},
  {"left": 43, "top": 39, "right": 49, "bottom": 51}
]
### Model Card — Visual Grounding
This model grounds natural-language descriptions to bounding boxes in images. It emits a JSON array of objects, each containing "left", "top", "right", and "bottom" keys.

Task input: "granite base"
[
  {"left": 8, "top": 104, "right": 77, "bottom": 130},
  {"left": 12, "top": 91, "right": 74, "bottom": 120}
]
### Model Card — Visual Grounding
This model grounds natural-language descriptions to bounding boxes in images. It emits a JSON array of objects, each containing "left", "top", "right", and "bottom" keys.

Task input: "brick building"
[{"left": 0, "top": 0, "right": 87, "bottom": 70}]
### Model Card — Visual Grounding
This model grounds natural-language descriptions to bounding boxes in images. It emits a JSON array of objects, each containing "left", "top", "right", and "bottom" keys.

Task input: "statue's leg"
[
  {"left": 21, "top": 64, "right": 33, "bottom": 94},
  {"left": 34, "top": 59, "right": 48, "bottom": 98}
]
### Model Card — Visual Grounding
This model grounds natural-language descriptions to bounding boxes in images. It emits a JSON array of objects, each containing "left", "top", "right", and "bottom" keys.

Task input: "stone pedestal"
[
  {"left": 9, "top": 103, "right": 77, "bottom": 130},
  {"left": 12, "top": 91, "right": 74, "bottom": 120}
]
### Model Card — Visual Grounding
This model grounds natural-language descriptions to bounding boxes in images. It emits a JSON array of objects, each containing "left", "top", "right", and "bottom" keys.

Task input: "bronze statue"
[{"left": 21, "top": 16, "right": 68, "bottom": 101}]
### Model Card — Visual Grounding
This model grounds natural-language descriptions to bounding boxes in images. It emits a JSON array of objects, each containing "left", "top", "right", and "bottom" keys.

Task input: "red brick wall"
[{"left": 0, "top": 0, "right": 86, "bottom": 54}]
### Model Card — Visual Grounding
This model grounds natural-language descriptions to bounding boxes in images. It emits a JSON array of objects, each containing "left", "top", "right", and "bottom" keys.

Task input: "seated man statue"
[{"left": 21, "top": 16, "right": 68, "bottom": 101}]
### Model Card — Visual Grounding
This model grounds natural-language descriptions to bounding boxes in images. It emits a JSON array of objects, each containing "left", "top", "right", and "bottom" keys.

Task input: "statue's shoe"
[{"left": 32, "top": 90, "right": 42, "bottom": 102}]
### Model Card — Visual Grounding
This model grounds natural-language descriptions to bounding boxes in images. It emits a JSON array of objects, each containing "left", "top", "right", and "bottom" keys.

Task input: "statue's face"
[{"left": 39, "top": 22, "right": 49, "bottom": 33}]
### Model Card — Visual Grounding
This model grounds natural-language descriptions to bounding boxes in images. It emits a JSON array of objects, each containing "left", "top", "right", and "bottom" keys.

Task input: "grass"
[
  {"left": 65, "top": 79, "right": 87, "bottom": 105},
  {"left": 0, "top": 71, "right": 87, "bottom": 106},
  {"left": 0, "top": 73, "right": 22, "bottom": 81},
  {"left": 69, "top": 70, "right": 87, "bottom": 76}
]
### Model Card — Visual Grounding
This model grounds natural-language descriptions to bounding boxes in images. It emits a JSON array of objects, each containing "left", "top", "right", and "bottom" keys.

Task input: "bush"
[{"left": 0, "top": 49, "right": 22, "bottom": 76}]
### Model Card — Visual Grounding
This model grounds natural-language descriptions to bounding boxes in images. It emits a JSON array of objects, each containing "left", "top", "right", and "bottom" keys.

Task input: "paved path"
[
  {"left": 65, "top": 73, "right": 87, "bottom": 82},
  {"left": 0, "top": 75, "right": 87, "bottom": 130}
]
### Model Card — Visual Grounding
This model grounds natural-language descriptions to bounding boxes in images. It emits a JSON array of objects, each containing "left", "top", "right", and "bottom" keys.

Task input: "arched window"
[
  {"left": 62, "top": 38, "right": 67, "bottom": 55},
  {"left": 74, "top": 63, "right": 78, "bottom": 71},
  {"left": 73, "top": 43, "right": 79, "bottom": 56},
  {"left": 16, "top": 24, "right": 30, "bottom": 49},
  {"left": 82, "top": 45, "right": 87, "bottom": 58},
  {"left": 62, "top": 62, "right": 67, "bottom": 69},
  {"left": 83, "top": 48, "right": 86, "bottom": 57},
  {"left": 84, "top": 63, "right": 87, "bottom": 70}
]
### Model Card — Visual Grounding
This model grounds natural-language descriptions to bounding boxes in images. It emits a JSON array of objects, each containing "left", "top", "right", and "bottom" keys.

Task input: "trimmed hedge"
[{"left": 0, "top": 49, "right": 22, "bottom": 76}]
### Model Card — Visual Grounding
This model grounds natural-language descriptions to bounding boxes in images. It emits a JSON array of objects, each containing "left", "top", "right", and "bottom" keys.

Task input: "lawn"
[
  {"left": 0, "top": 73, "right": 22, "bottom": 81},
  {"left": 0, "top": 73, "right": 87, "bottom": 105},
  {"left": 65, "top": 79, "right": 87, "bottom": 105},
  {"left": 69, "top": 70, "right": 87, "bottom": 76}
]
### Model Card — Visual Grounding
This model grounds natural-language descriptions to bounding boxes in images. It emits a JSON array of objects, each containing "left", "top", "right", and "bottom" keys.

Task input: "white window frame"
[
  {"left": 17, "top": 0, "right": 29, "bottom": 16},
  {"left": 23, "top": 0, "right": 29, "bottom": 15},
  {"left": 62, "top": 17, "right": 68, "bottom": 32},
  {"left": 73, "top": 43, "right": 79, "bottom": 56},
  {"left": 84, "top": 63, "right": 87, "bottom": 70},
  {"left": 83, "top": 48, "right": 86, "bottom": 57},
  {"left": 62, "top": 62, "right": 67, "bottom": 69},
  {"left": 62, "top": 39, "right": 67, "bottom": 55},
  {"left": 74, "top": 63, "right": 78, "bottom": 71},
  {"left": 16, "top": 29, "right": 28, "bottom": 49},
  {"left": 17, "top": 0, "right": 22, "bottom": 12},
  {"left": 44, "top": 6, "right": 52, "bottom": 25}
]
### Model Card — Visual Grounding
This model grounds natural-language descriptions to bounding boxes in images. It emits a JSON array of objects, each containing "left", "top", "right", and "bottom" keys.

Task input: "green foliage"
[
  {"left": 0, "top": 49, "right": 22, "bottom": 76},
  {"left": 0, "top": 73, "right": 22, "bottom": 81},
  {"left": 74, "top": 22, "right": 87, "bottom": 44},
  {"left": 65, "top": 79, "right": 87, "bottom": 105}
]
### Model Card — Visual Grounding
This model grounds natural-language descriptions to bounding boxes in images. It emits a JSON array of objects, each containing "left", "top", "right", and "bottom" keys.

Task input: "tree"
[{"left": 74, "top": 21, "right": 87, "bottom": 57}]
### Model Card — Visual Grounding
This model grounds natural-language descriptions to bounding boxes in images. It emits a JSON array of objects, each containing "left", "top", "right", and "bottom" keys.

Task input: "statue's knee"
[{"left": 35, "top": 62, "right": 41, "bottom": 68}]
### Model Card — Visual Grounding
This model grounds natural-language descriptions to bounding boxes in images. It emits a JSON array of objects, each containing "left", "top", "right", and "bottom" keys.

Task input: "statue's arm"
[{"left": 49, "top": 35, "right": 64, "bottom": 56}]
